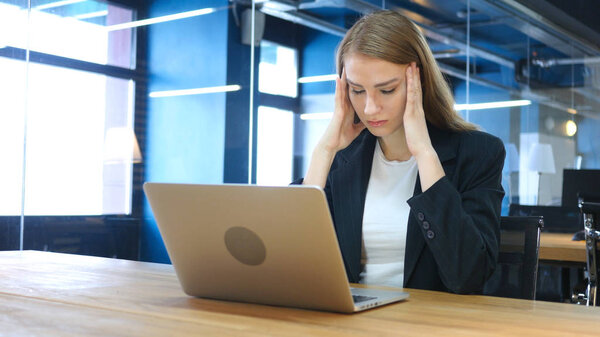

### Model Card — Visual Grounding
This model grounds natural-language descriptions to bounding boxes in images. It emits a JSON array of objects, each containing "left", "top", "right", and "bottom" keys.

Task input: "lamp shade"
[
  {"left": 527, "top": 143, "right": 555, "bottom": 174},
  {"left": 505, "top": 143, "right": 520, "bottom": 173},
  {"left": 103, "top": 127, "right": 142, "bottom": 164}
]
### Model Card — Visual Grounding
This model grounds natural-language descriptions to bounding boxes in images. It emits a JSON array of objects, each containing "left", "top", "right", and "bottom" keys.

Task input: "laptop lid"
[{"left": 144, "top": 182, "right": 366, "bottom": 312}]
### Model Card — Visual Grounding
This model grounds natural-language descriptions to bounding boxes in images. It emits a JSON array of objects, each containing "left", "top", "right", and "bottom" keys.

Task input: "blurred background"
[{"left": 1, "top": 0, "right": 598, "bottom": 277}]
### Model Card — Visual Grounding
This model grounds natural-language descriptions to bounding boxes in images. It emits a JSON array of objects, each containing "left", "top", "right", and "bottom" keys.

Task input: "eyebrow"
[{"left": 346, "top": 77, "right": 401, "bottom": 88}]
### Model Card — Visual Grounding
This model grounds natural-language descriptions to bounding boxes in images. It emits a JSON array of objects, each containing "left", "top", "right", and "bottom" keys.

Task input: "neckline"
[{"left": 375, "top": 141, "right": 416, "bottom": 166}]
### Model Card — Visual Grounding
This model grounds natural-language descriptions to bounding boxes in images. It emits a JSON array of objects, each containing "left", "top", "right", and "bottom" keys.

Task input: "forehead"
[{"left": 344, "top": 53, "right": 409, "bottom": 84}]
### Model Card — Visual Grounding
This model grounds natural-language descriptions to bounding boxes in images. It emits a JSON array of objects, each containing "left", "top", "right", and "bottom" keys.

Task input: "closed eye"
[
  {"left": 381, "top": 88, "right": 396, "bottom": 95},
  {"left": 351, "top": 89, "right": 365, "bottom": 95}
]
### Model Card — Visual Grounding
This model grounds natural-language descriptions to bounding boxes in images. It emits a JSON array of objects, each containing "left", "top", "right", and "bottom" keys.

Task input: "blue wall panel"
[
  {"left": 300, "top": 29, "right": 341, "bottom": 96},
  {"left": 453, "top": 81, "right": 512, "bottom": 141},
  {"left": 142, "top": 0, "right": 229, "bottom": 263},
  {"left": 577, "top": 117, "right": 600, "bottom": 168}
]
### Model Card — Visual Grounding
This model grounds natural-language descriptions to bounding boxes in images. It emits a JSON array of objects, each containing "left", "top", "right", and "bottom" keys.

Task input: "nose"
[{"left": 363, "top": 93, "right": 381, "bottom": 116}]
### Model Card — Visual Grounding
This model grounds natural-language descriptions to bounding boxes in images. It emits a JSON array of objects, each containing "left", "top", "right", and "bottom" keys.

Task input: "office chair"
[
  {"left": 508, "top": 204, "right": 580, "bottom": 233},
  {"left": 483, "top": 216, "right": 544, "bottom": 300},
  {"left": 580, "top": 201, "right": 600, "bottom": 306}
]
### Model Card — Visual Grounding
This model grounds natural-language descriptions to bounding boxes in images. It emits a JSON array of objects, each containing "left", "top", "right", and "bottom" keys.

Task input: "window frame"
[{"left": 0, "top": 0, "right": 144, "bottom": 257}]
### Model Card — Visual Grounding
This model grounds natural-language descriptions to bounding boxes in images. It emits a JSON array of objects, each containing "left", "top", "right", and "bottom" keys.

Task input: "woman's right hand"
[
  {"left": 318, "top": 69, "right": 366, "bottom": 154},
  {"left": 303, "top": 70, "right": 365, "bottom": 188}
]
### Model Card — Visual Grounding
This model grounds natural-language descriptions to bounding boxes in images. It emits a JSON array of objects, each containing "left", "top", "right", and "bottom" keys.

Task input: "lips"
[{"left": 367, "top": 120, "right": 387, "bottom": 127}]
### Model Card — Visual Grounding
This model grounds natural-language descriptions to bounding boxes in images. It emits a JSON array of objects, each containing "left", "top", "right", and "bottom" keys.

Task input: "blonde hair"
[{"left": 336, "top": 10, "right": 477, "bottom": 132}]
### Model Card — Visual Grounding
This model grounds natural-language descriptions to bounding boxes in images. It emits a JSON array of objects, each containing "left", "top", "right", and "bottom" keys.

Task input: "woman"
[{"left": 300, "top": 10, "right": 505, "bottom": 294}]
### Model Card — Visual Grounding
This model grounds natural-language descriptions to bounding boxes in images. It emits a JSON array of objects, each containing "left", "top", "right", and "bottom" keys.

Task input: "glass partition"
[
  {"left": 0, "top": 0, "right": 28, "bottom": 251},
  {"left": 1, "top": 0, "right": 139, "bottom": 258},
  {"left": 258, "top": 1, "right": 600, "bottom": 215},
  {"left": 3, "top": 0, "right": 599, "bottom": 266},
  {"left": 142, "top": 0, "right": 244, "bottom": 262}
]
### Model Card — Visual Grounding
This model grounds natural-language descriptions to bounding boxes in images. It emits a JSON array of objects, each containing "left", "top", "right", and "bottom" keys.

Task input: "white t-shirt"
[{"left": 359, "top": 140, "right": 419, "bottom": 288}]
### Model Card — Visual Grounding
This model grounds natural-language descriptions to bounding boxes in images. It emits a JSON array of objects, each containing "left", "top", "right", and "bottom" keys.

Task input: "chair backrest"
[
  {"left": 483, "top": 216, "right": 544, "bottom": 300},
  {"left": 508, "top": 204, "right": 580, "bottom": 233},
  {"left": 581, "top": 201, "right": 600, "bottom": 306}
]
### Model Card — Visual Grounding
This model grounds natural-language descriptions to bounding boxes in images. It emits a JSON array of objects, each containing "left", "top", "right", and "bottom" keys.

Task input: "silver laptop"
[{"left": 143, "top": 182, "right": 409, "bottom": 313}]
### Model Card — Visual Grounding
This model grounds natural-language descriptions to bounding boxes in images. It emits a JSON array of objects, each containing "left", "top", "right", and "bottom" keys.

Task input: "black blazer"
[{"left": 320, "top": 124, "right": 505, "bottom": 294}]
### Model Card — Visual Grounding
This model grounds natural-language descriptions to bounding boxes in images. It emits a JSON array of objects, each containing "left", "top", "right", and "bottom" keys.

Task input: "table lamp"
[{"left": 527, "top": 143, "right": 555, "bottom": 205}]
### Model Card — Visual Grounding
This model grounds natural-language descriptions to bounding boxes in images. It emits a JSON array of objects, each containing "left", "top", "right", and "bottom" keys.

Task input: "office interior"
[{"left": 1, "top": 0, "right": 599, "bottom": 303}]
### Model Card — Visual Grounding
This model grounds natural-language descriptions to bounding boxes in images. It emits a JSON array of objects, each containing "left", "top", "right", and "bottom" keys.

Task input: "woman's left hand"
[
  {"left": 403, "top": 62, "right": 445, "bottom": 191},
  {"left": 403, "top": 62, "right": 434, "bottom": 159}
]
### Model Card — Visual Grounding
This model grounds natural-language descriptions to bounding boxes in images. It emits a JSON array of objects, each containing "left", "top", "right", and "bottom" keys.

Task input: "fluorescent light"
[
  {"left": 106, "top": 7, "right": 218, "bottom": 32},
  {"left": 298, "top": 74, "right": 337, "bottom": 83},
  {"left": 454, "top": 100, "right": 531, "bottom": 111},
  {"left": 74, "top": 10, "right": 108, "bottom": 20},
  {"left": 567, "top": 108, "right": 577, "bottom": 114},
  {"left": 300, "top": 112, "right": 333, "bottom": 120},
  {"left": 35, "top": 0, "right": 85, "bottom": 11},
  {"left": 149, "top": 85, "right": 241, "bottom": 98},
  {"left": 565, "top": 120, "right": 577, "bottom": 136}
]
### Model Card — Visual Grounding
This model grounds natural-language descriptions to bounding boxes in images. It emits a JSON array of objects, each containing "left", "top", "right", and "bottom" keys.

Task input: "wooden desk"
[
  {"left": 539, "top": 232, "right": 586, "bottom": 264},
  {"left": 2, "top": 250, "right": 600, "bottom": 336}
]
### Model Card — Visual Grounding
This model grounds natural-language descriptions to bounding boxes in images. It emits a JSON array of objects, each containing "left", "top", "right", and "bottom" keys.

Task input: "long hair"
[{"left": 336, "top": 10, "right": 477, "bottom": 132}]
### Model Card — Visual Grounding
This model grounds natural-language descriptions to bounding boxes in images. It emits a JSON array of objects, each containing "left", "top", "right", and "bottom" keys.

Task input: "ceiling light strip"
[
  {"left": 300, "top": 112, "right": 333, "bottom": 120},
  {"left": 106, "top": 6, "right": 227, "bottom": 32},
  {"left": 35, "top": 0, "right": 85, "bottom": 11},
  {"left": 298, "top": 74, "right": 337, "bottom": 83},
  {"left": 73, "top": 10, "right": 108, "bottom": 20},
  {"left": 149, "top": 85, "right": 241, "bottom": 98},
  {"left": 454, "top": 100, "right": 531, "bottom": 111}
]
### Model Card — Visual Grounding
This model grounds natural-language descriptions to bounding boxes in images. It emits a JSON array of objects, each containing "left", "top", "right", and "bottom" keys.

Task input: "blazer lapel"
[
  {"left": 403, "top": 124, "right": 459, "bottom": 287},
  {"left": 330, "top": 132, "right": 376, "bottom": 282}
]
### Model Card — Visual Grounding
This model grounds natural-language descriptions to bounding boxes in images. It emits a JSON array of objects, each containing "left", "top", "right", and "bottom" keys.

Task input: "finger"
[
  {"left": 340, "top": 69, "right": 356, "bottom": 118},
  {"left": 341, "top": 69, "right": 350, "bottom": 106},
  {"left": 334, "top": 78, "right": 349, "bottom": 124},
  {"left": 336, "top": 70, "right": 347, "bottom": 107},
  {"left": 405, "top": 64, "right": 414, "bottom": 109},
  {"left": 334, "top": 77, "right": 342, "bottom": 108},
  {"left": 341, "top": 67, "right": 348, "bottom": 95},
  {"left": 410, "top": 63, "right": 420, "bottom": 112},
  {"left": 414, "top": 64, "right": 423, "bottom": 104}
]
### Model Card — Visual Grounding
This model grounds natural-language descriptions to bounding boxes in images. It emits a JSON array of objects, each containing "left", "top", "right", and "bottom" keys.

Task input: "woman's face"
[{"left": 344, "top": 52, "right": 410, "bottom": 138}]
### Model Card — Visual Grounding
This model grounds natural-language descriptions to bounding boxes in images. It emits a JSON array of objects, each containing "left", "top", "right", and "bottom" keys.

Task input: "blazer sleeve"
[{"left": 407, "top": 134, "right": 505, "bottom": 294}]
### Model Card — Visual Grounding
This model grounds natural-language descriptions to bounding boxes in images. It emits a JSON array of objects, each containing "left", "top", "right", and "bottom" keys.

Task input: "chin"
[{"left": 365, "top": 127, "right": 391, "bottom": 137}]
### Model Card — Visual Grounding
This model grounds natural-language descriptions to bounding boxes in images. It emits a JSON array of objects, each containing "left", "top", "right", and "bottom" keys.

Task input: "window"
[
  {"left": 255, "top": 40, "right": 298, "bottom": 185},
  {"left": 0, "top": 0, "right": 136, "bottom": 215},
  {"left": 0, "top": 0, "right": 135, "bottom": 68},
  {"left": 258, "top": 40, "right": 297, "bottom": 97},
  {"left": 256, "top": 106, "right": 294, "bottom": 186}
]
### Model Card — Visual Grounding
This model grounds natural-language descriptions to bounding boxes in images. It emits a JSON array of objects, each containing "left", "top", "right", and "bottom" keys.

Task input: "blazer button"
[
  {"left": 426, "top": 230, "right": 435, "bottom": 239},
  {"left": 417, "top": 212, "right": 425, "bottom": 221},
  {"left": 422, "top": 221, "right": 430, "bottom": 230}
]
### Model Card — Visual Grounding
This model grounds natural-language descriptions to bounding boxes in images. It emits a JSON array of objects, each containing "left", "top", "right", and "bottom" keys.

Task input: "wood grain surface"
[
  {"left": 1, "top": 250, "right": 599, "bottom": 336},
  {"left": 539, "top": 232, "right": 586, "bottom": 263}
]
